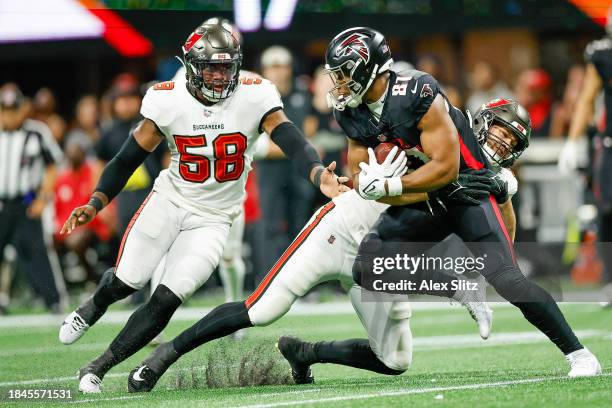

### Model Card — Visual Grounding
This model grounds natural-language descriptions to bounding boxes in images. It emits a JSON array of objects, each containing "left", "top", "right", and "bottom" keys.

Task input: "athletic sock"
[
  {"left": 86, "top": 285, "right": 181, "bottom": 378},
  {"left": 173, "top": 301, "right": 252, "bottom": 356},
  {"left": 312, "top": 339, "right": 404, "bottom": 375},
  {"left": 76, "top": 268, "right": 135, "bottom": 326}
]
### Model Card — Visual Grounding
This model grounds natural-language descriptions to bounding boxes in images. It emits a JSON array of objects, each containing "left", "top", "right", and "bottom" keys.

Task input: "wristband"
[
  {"left": 88, "top": 196, "right": 104, "bottom": 213},
  {"left": 386, "top": 177, "right": 403, "bottom": 197},
  {"left": 313, "top": 167, "right": 325, "bottom": 188}
]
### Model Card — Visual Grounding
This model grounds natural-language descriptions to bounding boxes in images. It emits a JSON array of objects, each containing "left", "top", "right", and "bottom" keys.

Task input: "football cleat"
[
  {"left": 453, "top": 274, "right": 492, "bottom": 339},
  {"left": 59, "top": 311, "right": 90, "bottom": 345},
  {"left": 128, "top": 342, "right": 179, "bottom": 393},
  {"left": 566, "top": 348, "right": 602, "bottom": 378},
  {"left": 78, "top": 371, "right": 102, "bottom": 394},
  {"left": 463, "top": 301, "right": 493, "bottom": 340},
  {"left": 276, "top": 336, "right": 315, "bottom": 384},
  {"left": 128, "top": 364, "right": 160, "bottom": 393}
]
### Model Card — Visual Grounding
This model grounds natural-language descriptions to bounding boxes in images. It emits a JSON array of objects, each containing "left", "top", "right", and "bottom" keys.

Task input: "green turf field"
[{"left": 0, "top": 302, "right": 610, "bottom": 407}]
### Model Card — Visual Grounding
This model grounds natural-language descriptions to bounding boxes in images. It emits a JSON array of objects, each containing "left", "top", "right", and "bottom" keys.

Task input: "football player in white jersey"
[
  {"left": 150, "top": 17, "right": 252, "bottom": 341},
  {"left": 57, "top": 24, "right": 348, "bottom": 393},
  {"left": 124, "top": 100, "right": 527, "bottom": 393}
]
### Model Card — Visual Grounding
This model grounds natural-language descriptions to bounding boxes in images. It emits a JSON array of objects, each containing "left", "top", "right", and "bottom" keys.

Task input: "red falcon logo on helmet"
[{"left": 335, "top": 33, "right": 370, "bottom": 63}]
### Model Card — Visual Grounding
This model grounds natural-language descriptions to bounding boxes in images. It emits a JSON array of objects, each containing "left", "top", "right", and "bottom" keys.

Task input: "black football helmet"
[
  {"left": 182, "top": 24, "right": 242, "bottom": 102},
  {"left": 324, "top": 27, "right": 393, "bottom": 110},
  {"left": 473, "top": 98, "right": 531, "bottom": 167}
]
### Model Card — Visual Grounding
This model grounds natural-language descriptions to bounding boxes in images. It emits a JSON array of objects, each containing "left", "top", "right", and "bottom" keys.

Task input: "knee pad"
[{"left": 247, "top": 295, "right": 292, "bottom": 327}]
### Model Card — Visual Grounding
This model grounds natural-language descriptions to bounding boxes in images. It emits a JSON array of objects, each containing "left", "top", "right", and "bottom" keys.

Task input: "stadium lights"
[
  {"left": 233, "top": 0, "right": 298, "bottom": 32},
  {"left": 0, "top": 0, "right": 152, "bottom": 57},
  {"left": 263, "top": 0, "right": 299, "bottom": 31}
]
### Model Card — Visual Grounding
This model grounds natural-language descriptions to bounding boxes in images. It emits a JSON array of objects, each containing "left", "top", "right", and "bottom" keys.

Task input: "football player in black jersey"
[
  {"left": 329, "top": 27, "right": 600, "bottom": 377},
  {"left": 559, "top": 7, "right": 612, "bottom": 308}
]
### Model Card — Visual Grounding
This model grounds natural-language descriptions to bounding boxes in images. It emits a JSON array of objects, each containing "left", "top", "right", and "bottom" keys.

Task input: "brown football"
[{"left": 374, "top": 142, "right": 400, "bottom": 163}]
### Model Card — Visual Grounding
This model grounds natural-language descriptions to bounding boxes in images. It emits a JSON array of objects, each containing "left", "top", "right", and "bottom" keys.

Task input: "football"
[{"left": 374, "top": 142, "right": 401, "bottom": 163}]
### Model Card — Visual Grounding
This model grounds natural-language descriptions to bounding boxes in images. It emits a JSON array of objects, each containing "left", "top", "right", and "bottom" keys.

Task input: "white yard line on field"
[
  {"left": 0, "top": 301, "right": 597, "bottom": 329},
  {"left": 0, "top": 302, "right": 523, "bottom": 328},
  {"left": 1, "top": 328, "right": 606, "bottom": 359},
  {"left": 235, "top": 373, "right": 612, "bottom": 408},
  {"left": 0, "top": 329, "right": 607, "bottom": 387},
  {"left": 68, "top": 395, "right": 143, "bottom": 404}
]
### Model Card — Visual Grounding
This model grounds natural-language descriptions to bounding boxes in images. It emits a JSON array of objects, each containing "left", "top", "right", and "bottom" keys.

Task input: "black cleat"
[
  {"left": 128, "top": 342, "right": 178, "bottom": 393},
  {"left": 276, "top": 336, "right": 315, "bottom": 384},
  {"left": 128, "top": 363, "right": 161, "bottom": 393}
]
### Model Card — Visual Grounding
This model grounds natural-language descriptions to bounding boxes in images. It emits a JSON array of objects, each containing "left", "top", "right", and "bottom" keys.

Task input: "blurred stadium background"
[{"left": 0, "top": 0, "right": 610, "bottom": 314}]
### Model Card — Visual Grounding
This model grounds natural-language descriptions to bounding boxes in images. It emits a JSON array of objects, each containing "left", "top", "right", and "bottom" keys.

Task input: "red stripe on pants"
[
  {"left": 114, "top": 191, "right": 154, "bottom": 269},
  {"left": 245, "top": 201, "right": 336, "bottom": 309}
]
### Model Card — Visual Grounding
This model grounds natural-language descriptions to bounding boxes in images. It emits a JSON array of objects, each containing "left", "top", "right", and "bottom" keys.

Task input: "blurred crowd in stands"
[{"left": 0, "top": 41, "right": 599, "bottom": 314}]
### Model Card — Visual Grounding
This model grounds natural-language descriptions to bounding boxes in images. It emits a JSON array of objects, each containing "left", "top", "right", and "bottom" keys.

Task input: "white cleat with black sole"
[
  {"left": 566, "top": 348, "right": 602, "bottom": 378},
  {"left": 78, "top": 373, "right": 102, "bottom": 393},
  {"left": 59, "top": 311, "right": 90, "bottom": 345}
]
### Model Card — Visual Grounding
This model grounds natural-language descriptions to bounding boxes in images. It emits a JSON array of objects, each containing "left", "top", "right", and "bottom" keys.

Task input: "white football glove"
[
  {"left": 367, "top": 147, "right": 408, "bottom": 178},
  {"left": 558, "top": 139, "right": 587, "bottom": 175},
  {"left": 357, "top": 162, "right": 387, "bottom": 200},
  {"left": 356, "top": 146, "right": 405, "bottom": 200},
  {"left": 357, "top": 162, "right": 403, "bottom": 200}
]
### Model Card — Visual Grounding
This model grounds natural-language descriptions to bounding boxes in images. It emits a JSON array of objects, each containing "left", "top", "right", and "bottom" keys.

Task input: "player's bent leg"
[
  {"left": 60, "top": 268, "right": 136, "bottom": 345},
  {"left": 79, "top": 284, "right": 182, "bottom": 392},
  {"left": 277, "top": 336, "right": 405, "bottom": 386},
  {"left": 128, "top": 300, "right": 251, "bottom": 393},
  {"left": 458, "top": 197, "right": 601, "bottom": 375},
  {"left": 277, "top": 287, "right": 413, "bottom": 382},
  {"left": 349, "top": 286, "right": 413, "bottom": 371},
  {"left": 128, "top": 203, "right": 341, "bottom": 392},
  {"left": 61, "top": 192, "right": 177, "bottom": 346}
]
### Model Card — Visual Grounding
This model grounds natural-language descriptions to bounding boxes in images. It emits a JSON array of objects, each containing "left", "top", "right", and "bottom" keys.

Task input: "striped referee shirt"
[{"left": 0, "top": 119, "right": 63, "bottom": 200}]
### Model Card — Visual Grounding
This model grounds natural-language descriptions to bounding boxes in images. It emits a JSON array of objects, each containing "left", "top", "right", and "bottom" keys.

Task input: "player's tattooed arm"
[
  {"left": 499, "top": 199, "right": 516, "bottom": 242},
  {"left": 398, "top": 95, "right": 459, "bottom": 193},
  {"left": 347, "top": 138, "right": 428, "bottom": 205},
  {"left": 61, "top": 118, "right": 164, "bottom": 234},
  {"left": 263, "top": 109, "right": 349, "bottom": 198}
]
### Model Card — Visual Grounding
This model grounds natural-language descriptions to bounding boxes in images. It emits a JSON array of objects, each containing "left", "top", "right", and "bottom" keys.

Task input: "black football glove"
[
  {"left": 429, "top": 175, "right": 491, "bottom": 206},
  {"left": 463, "top": 168, "right": 509, "bottom": 203}
]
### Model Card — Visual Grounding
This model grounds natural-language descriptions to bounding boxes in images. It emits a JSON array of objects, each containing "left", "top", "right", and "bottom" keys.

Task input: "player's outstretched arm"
[
  {"left": 60, "top": 118, "right": 164, "bottom": 234},
  {"left": 262, "top": 109, "right": 349, "bottom": 198},
  {"left": 398, "top": 95, "right": 459, "bottom": 193}
]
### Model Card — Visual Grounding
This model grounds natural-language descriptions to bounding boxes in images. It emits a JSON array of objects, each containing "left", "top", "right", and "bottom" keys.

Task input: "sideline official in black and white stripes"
[{"left": 0, "top": 84, "right": 64, "bottom": 312}]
